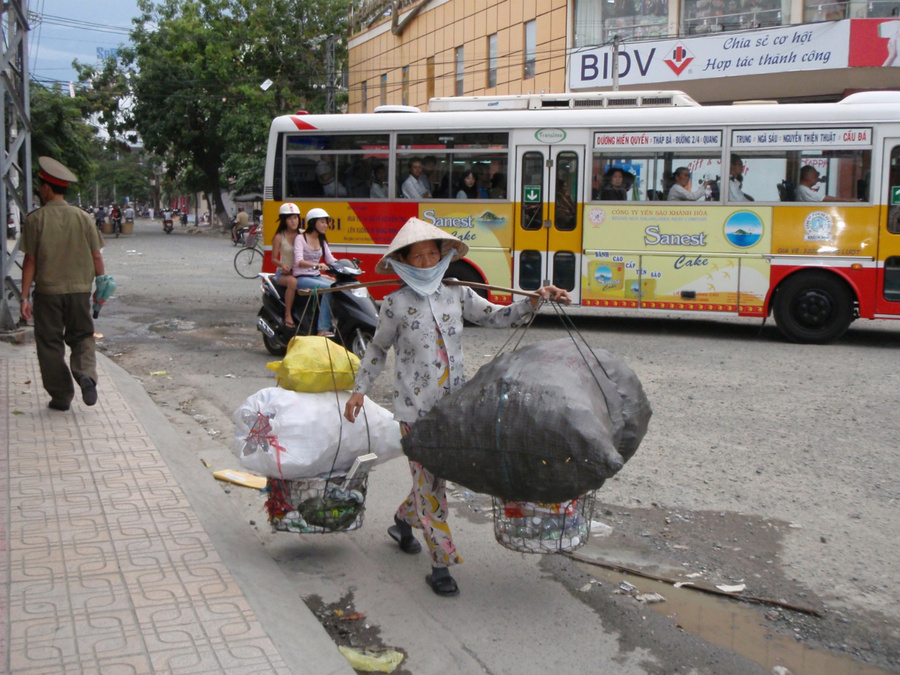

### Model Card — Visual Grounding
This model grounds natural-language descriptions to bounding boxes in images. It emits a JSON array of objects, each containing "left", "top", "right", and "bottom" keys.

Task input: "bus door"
[
  {"left": 515, "top": 146, "right": 583, "bottom": 301},
  {"left": 878, "top": 140, "right": 900, "bottom": 313}
]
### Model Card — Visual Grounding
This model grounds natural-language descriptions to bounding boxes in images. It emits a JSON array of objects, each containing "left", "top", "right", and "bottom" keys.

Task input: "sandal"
[
  {"left": 387, "top": 516, "right": 422, "bottom": 554},
  {"left": 425, "top": 573, "right": 459, "bottom": 597},
  {"left": 317, "top": 330, "right": 335, "bottom": 337},
  {"left": 284, "top": 318, "right": 295, "bottom": 329}
]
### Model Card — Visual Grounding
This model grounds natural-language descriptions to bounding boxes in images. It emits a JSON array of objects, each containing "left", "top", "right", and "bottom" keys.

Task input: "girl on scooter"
[
  {"left": 271, "top": 202, "right": 302, "bottom": 328},
  {"left": 292, "top": 207, "right": 337, "bottom": 336}
]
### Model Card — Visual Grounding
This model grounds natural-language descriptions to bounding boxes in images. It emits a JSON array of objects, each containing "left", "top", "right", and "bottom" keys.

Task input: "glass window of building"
[
  {"left": 487, "top": 34, "right": 498, "bottom": 88},
  {"left": 574, "top": 0, "right": 667, "bottom": 45},
  {"left": 361, "top": 81, "right": 367, "bottom": 113},
  {"left": 380, "top": 74, "right": 387, "bottom": 105},
  {"left": 455, "top": 46, "right": 465, "bottom": 96},
  {"left": 524, "top": 20, "right": 536, "bottom": 79},
  {"left": 426, "top": 56, "right": 435, "bottom": 101},
  {"left": 682, "top": 0, "right": 788, "bottom": 35},
  {"left": 402, "top": 66, "right": 409, "bottom": 106}
]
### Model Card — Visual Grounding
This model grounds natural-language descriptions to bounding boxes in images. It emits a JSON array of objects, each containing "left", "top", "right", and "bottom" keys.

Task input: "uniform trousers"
[{"left": 33, "top": 292, "right": 97, "bottom": 404}]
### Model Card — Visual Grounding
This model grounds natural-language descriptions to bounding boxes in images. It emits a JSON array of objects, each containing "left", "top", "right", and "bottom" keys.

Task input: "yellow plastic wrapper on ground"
[
  {"left": 267, "top": 335, "right": 360, "bottom": 392},
  {"left": 337, "top": 646, "right": 404, "bottom": 673}
]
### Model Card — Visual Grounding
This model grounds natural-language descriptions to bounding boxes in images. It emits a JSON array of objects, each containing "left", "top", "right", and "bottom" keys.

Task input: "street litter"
[
  {"left": 590, "top": 520, "right": 614, "bottom": 536},
  {"left": 636, "top": 592, "right": 667, "bottom": 604},
  {"left": 149, "top": 370, "right": 167, "bottom": 376},
  {"left": 212, "top": 470, "right": 267, "bottom": 490},
  {"left": 716, "top": 583, "right": 746, "bottom": 593},
  {"left": 618, "top": 581, "right": 638, "bottom": 594},
  {"left": 337, "top": 646, "right": 404, "bottom": 673}
]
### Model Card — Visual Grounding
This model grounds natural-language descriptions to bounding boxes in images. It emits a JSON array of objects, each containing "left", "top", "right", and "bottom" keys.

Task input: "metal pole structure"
[
  {"left": 611, "top": 34, "right": 620, "bottom": 91},
  {"left": 325, "top": 34, "right": 335, "bottom": 114},
  {"left": 1, "top": 0, "right": 32, "bottom": 333}
]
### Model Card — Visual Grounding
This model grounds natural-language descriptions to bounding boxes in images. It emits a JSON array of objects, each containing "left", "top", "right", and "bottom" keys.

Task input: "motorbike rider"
[
  {"left": 271, "top": 203, "right": 302, "bottom": 329},
  {"left": 292, "top": 207, "right": 337, "bottom": 336}
]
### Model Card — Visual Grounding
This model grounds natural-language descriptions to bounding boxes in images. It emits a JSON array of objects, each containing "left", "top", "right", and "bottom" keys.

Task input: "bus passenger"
[
  {"left": 797, "top": 166, "right": 857, "bottom": 202},
  {"left": 729, "top": 155, "right": 754, "bottom": 201},
  {"left": 370, "top": 163, "right": 388, "bottom": 199},
  {"left": 401, "top": 157, "right": 431, "bottom": 200},
  {"left": 490, "top": 172, "right": 507, "bottom": 199},
  {"left": 668, "top": 167, "right": 714, "bottom": 201},
  {"left": 456, "top": 170, "right": 480, "bottom": 199},
  {"left": 316, "top": 160, "right": 348, "bottom": 198},
  {"left": 600, "top": 167, "right": 633, "bottom": 200}
]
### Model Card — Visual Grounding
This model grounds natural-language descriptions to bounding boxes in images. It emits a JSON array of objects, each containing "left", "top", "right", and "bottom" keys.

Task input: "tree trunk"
[{"left": 212, "top": 189, "right": 231, "bottom": 232}]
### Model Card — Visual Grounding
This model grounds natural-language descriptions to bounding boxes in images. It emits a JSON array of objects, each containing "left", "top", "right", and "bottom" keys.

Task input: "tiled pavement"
[{"left": 0, "top": 341, "right": 353, "bottom": 674}]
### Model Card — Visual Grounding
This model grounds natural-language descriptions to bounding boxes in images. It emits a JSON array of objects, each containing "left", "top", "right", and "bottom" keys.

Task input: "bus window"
[
  {"left": 521, "top": 152, "right": 544, "bottom": 231},
  {"left": 591, "top": 152, "right": 722, "bottom": 202},
  {"left": 554, "top": 152, "right": 579, "bottom": 232},
  {"left": 283, "top": 133, "right": 389, "bottom": 200},
  {"left": 552, "top": 251, "right": 576, "bottom": 291},
  {"left": 519, "top": 250, "right": 542, "bottom": 291},
  {"left": 730, "top": 150, "right": 871, "bottom": 202},
  {"left": 397, "top": 132, "right": 509, "bottom": 200}
]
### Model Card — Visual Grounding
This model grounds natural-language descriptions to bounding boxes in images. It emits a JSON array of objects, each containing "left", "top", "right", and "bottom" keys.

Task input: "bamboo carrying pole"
[{"left": 290, "top": 277, "right": 545, "bottom": 299}]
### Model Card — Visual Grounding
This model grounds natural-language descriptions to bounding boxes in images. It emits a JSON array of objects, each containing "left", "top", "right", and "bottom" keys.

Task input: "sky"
[{"left": 29, "top": 0, "right": 142, "bottom": 86}]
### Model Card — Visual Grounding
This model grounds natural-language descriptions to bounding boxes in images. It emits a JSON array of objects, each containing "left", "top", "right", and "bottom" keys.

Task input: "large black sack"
[{"left": 402, "top": 338, "right": 651, "bottom": 503}]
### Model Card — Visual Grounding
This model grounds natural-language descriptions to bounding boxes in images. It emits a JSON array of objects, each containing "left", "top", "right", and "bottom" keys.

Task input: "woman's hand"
[
  {"left": 532, "top": 284, "right": 571, "bottom": 307},
  {"left": 281, "top": 264, "right": 291, "bottom": 274},
  {"left": 344, "top": 392, "right": 365, "bottom": 422}
]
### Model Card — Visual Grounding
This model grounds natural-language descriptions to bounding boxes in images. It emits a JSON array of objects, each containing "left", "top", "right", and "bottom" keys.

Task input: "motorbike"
[
  {"left": 163, "top": 214, "right": 174, "bottom": 234},
  {"left": 112, "top": 215, "right": 123, "bottom": 238},
  {"left": 256, "top": 259, "right": 378, "bottom": 358}
]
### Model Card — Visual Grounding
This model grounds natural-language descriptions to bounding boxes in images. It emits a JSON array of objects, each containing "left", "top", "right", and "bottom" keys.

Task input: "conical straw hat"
[{"left": 375, "top": 217, "right": 469, "bottom": 274}]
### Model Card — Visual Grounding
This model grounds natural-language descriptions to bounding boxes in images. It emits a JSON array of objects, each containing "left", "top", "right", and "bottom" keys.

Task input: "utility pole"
[
  {"left": 1, "top": 0, "right": 32, "bottom": 334},
  {"left": 325, "top": 34, "right": 336, "bottom": 114},
  {"left": 611, "top": 34, "right": 621, "bottom": 91}
]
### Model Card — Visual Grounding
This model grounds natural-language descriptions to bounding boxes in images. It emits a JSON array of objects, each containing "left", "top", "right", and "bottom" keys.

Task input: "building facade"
[{"left": 347, "top": 0, "right": 900, "bottom": 109}]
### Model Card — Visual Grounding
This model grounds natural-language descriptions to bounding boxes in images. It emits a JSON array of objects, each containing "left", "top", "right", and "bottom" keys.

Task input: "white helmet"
[
  {"left": 306, "top": 207, "right": 330, "bottom": 222},
  {"left": 279, "top": 202, "right": 301, "bottom": 216}
]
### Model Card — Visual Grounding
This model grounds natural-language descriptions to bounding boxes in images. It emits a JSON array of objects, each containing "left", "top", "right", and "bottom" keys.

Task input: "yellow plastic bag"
[
  {"left": 267, "top": 335, "right": 360, "bottom": 392},
  {"left": 337, "top": 646, "right": 404, "bottom": 673}
]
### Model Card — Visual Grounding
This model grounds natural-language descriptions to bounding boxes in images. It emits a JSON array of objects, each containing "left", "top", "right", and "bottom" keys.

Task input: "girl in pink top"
[{"left": 292, "top": 207, "right": 337, "bottom": 336}]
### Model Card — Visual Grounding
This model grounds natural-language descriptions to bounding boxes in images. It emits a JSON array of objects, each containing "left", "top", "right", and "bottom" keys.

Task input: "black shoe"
[
  {"left": 48, "top": 399, "right": 70, "bottom": 411},
  {"left": 77, "top": 375, "right": 98, "bottom": 406}
]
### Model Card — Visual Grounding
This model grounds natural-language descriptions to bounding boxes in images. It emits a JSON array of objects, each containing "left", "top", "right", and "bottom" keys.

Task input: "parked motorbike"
[{"left": 256, "top": 259, "right": 378, "bottom": 358}]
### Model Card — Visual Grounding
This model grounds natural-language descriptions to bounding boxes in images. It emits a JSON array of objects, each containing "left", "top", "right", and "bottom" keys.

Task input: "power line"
[{"left": 31, "top": 12, "right": 133, "bottom": 36}]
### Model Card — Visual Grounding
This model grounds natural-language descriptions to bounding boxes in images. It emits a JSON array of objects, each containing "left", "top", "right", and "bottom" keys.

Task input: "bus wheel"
[
  {"left": 773, "top": 271, "right": 854, "bottom": 344},
  {"left": 445, "top": 262, "right": 487, "bottom": 299}
]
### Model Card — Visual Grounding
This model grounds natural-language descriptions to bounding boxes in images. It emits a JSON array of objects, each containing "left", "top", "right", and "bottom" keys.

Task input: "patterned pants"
[{"left": 395, "top": 459, "right": 463, "bottom": 569}]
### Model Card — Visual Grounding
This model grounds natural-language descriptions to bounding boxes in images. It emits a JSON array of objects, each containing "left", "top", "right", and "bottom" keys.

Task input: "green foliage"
[
  {"left": 75, "top": 0, "right": 351, "bottom": 224},
  {"left": 30, "top": 82, "right": 100, "bottom": 185}
]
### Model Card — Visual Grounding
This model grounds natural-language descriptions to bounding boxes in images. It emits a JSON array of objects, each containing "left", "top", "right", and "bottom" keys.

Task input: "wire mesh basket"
[
  {"left": 492, "top": 492, "right": 596, "bottom": 554},
  {"left": 266, "top": 474, "right": 368, "bottom": 534}
]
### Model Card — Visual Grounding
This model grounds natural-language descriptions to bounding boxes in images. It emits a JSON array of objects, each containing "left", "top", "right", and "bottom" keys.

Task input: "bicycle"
[{"left": 233, "top": 225, "right": 264, "bottom": 278}]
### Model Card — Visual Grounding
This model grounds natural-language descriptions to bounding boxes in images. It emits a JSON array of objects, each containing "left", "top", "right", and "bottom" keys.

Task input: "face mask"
[{"left": 389, "top": 250, "right": 454, "bottom": 297}]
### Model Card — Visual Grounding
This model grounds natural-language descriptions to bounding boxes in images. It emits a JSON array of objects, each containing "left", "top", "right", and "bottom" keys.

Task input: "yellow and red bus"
[{"left": 262, "top": 89, "right": 900, "bottom": 343}]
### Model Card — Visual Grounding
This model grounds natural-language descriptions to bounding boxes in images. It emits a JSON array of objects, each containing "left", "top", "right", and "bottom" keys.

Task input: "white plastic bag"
[{"left": 233, "top": 388, "right": 402, "bottom": 479}]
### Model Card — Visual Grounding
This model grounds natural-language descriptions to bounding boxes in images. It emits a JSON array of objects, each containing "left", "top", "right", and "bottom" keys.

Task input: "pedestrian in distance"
[
  {"left": 20, "top": 157, "right": 108, "bottom": 411},
  {"left": 343, "top": 217, "right": 570, "bottom": 597}
]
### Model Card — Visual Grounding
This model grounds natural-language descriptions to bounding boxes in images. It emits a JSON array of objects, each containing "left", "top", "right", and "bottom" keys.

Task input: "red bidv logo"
[{"left": 665, "top": 43, "right": 693, "bottom": 76}]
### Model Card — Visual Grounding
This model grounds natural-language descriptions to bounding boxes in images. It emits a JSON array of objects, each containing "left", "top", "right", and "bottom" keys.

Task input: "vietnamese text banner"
[{"left": 570, "top": 21, "right": 850, "bottom": 89}]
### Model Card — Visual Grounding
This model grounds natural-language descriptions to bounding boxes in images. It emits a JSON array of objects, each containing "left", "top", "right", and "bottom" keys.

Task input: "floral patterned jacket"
[{"left": 353, "top": 284, "right": 535, "bottom": 424}]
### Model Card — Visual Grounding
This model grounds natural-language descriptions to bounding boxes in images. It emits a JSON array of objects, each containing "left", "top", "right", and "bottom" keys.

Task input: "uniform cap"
[
  {"left": 38, "top": 156, "right": 78, "bottom": 186},
  {"left": 375, "top": 217, "right": 468, "bottom": 274}
]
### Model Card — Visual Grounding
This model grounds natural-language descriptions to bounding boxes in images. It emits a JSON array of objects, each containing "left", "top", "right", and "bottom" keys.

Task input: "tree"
[
  {"left": 30, "top": 82, "right": 101, "bottom": 188},
  {"left": 80, "top": 0, "right": 351, "bottom": 229}
]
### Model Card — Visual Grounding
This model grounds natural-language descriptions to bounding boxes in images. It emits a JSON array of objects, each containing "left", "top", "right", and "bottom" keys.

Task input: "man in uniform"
[{"left": 20, "top": 157, "right": 107, "bottom": 411}]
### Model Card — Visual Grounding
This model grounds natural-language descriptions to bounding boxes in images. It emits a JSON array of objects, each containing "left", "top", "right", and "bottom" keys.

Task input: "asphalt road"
[{"left": 87, "top": 218, "right": 898, "bottom": 675}]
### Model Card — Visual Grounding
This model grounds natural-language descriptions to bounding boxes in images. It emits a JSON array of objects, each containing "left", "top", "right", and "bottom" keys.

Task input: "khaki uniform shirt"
[{"left": 22, "top": 200, "right": 104, "bottom": 294}]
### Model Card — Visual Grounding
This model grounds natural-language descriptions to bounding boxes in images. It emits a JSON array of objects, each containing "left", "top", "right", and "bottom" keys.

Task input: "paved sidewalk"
[{"left": 0, "top": 340, "right": 353, "bottom": 674}]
